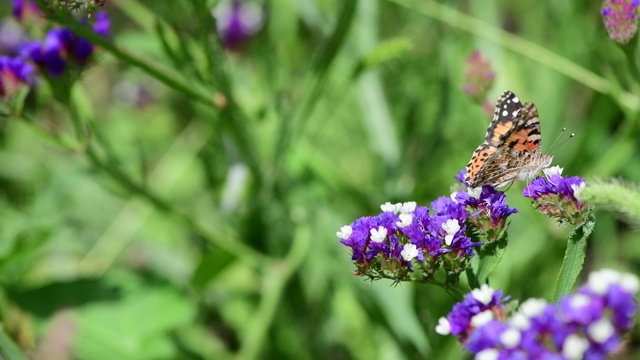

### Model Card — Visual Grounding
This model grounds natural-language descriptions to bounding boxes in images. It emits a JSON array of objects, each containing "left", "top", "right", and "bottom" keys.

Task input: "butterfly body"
[{"left": 465, "top": 90, "right": 553, "bottom": 188}]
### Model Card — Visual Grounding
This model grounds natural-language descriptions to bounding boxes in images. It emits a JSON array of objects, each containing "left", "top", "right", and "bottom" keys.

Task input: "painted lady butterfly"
[{"left": 465, "top": 90, "right": 553, "bottom": 188}]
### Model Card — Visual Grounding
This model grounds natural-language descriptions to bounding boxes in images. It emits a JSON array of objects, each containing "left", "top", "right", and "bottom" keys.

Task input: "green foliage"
[{"left": 1, "top": 0, "right": 640, "bottom": 359}]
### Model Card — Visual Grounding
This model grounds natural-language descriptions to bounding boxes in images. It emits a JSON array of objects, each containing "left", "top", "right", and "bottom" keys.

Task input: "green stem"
[
  {"left": 621, "top": 41, "right": 640, "bottom": 86},
  {"left": 0, "top": 327, "right": 27, "bottom": 360},
  {"left": 237, "top": 225, "right": 310, "bottom": 359},
  {"left": 272, "top": 0, "right": 358, "bottom": 169},
  {"left": 552, "top": 211, "right": 595, "bottom": 302}
]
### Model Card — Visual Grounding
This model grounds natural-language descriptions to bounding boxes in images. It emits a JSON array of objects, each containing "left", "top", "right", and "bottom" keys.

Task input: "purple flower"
[
  {"left": 20, "top": 12, "right": 111, "bottom": 77},
  {"left": 0, "top": 55, "right": 34, "bottom": 99},
  {"left": 213, "top": 0, "right": 264, "bottom": 50},
  {"left": 601, "top": 0, "right": 639, "bottom": 44},
  {"left": 454, "top": 169, "right": 467, "bottom": 185},
  {"left": 12, "top": 0, "right": 42, "bottom": 23},
  {"left": 437, "top": 269, "right": 639, "bottom": 359},
  {"left": 455, "top": 184, "right": 518, "bottom": 241},
  {"left": 522, "top": 166, "right": 588, "bottom": 225},
  {"left": 337, "top": 199, "right": 481, "bottom": 281},
  {"left": 462, "top": 50, "right": 496, "bottom": 116}
]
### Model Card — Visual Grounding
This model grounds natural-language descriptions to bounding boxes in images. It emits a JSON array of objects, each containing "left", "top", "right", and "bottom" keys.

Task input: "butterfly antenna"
[{"left": 547, "top": 127, "right": 575, "bottom": 153}]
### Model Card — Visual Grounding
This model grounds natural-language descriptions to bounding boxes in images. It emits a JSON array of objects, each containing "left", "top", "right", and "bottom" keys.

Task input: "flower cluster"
[
  {"left": 0, "top": 55, "right": 34, "bottom": 99},
  {"left": 601, "top": 0, "right": 639, "bottom": 44},
  {"left": 462, "top": 51, "right": 495, "bottom": 116},
  {"left": 454, "top": 169, "right": 518, "bottom": 241},
  {"left": 213, "top": 0, "right": 264, "bottom": 50},
  {"left": 436, "top": 269, "right": 639, "bottom": 359},
  {"left": 523, "top": 166, "right": 589, "bottom": 225},
  {"left": 19, "top": 12, "right": 110, "bottom": 77},
  {"left": 337, "top": 173, "right": 518, "bottom": 282}
]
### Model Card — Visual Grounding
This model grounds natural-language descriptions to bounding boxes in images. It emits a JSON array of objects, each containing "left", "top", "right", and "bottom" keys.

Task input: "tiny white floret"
[
  {"left": 569, "top": 294, "right": 590, "bottom": 309},
  {"left": 370, "top": 226, "right": 388, "bottom": 243},
  {"left": 562, "top": 334, "right": 589, "bottom": 360},
  {"left": 543, "top": 165, "right": 563, "bottom": 177},
  {"left": 336, "top": 225, "right": 352, "bottom": 239},
  {"left": 471, "top": 284, "right": 495, "bottom": 305},
  {"left": 571, "top": 182, "right": 586, "bottom": 200},
  {"left": 587, "top": 318, "right": 614, "bottom": 343},
  {"left": 401, "top": 244, "right": 419, "bottom": 261},
  {"left": 471, "top": 310, "right": 494, "bottom": 327},
  {"left": 396, "top": 213, "right": 413, "bottom": 228},
  {"left": 435, "top": 317, "right": 451, "bottom": 335},
  {"left": 620, "top": 272, "right": 640, "bottom": 294},
  {"left": 475, "top": 349, "right": 499, "bottom": 360},
  {"left": 509, "top": 312, "right": 531, "bottom": 330},
  {"left": 400, "top": 201, "right": 417, "bottom": 214},
  {"left": 519, "top": 298, "right": 548, "bottom": 317},
  {"left": 468, "top": 187, "right": 482, "bottom": 199},
  {"left": 441, "top": 219, "right": 460, "bottom": 246},
  {"left": 381, "top": 202, "right": 396, "bottom": 213},
  {"left": 499, "top": 328, "right": 521, "bottom": 349},
  {"left": 588, "top": 269, "right": 620, "bottom": 295}
]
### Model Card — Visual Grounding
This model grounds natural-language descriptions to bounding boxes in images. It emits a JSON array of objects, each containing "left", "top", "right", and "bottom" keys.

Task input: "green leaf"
[
  {"left": 74, "top": 286, "right": 196, "bottom": 360},
  {"left": 552, "top": 211, "right": 595, "bottom": 302}
]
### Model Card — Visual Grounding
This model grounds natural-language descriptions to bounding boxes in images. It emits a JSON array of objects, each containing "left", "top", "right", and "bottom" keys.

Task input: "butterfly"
[{"left": 465, "top": 90, "right": 553, "bottom": 188}]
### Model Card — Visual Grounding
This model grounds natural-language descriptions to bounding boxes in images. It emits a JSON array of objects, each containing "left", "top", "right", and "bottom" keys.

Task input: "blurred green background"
[{"left": 1, "top": 0, "right": 639, "bottom": 359}]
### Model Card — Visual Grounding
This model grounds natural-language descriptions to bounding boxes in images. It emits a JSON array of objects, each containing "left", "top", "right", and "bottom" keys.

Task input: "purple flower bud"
[
  {"left": 0, "top": 55, "right": 34, "bottom": 99},
  {"left": 213, "top": 0, "right": 264, "bottom": 50},
  {"left": 601, "top": 0, "right": 640, "bottom": 44},
  {"left": 462, "top": 51, "right": 495, "bottom": 110},
  {"left": 12, "top": 0, "right": 42, "bottom": 24}
]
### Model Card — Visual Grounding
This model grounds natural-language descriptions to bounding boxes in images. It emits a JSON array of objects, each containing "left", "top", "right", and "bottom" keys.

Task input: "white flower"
[
  {"left": 562, "top": 334, "right": 589, "bottom": 360},
  {"left": 471, "top": 310, "right": 494, "bottom": 327},
  {"left": 571, "top": 182, "right": 586, "bottom": 200},
  {"left": 401, "top": 244, "right": 419, "bottom": 261},
  {"left": 380, "top": 201, "right": 397, "bottom": 212},
  {"left": 475, "top": 349, "right": 499, "bottom": 360},
  {"left": 588, "top": 269, "right": 620, "bottom": 295},
  {"left": 468, "top": 187, "right": 482, "bottom": 199},
  {"left": 543, "top": 165, "right": 563, "bottom": 177},
  {"left": 435, "top": 317, "right": 451, "bottom": 335},
  {"left": 400, "top": 201, "right": 417, "bottom": 214},
  {"left": 568, "top": 294, "right": 590, "bottom": 309},
  {"left": 441, "top": 219, "right": 460, "bottom": 246},
  {"left": 450, "top": 192, "right": 459, "bottom": 203},
  {"left": 396, "top": 213, "right": 413, "bottom": 228},
  {"left": 499, "top": 328, "right": 521, "bottom": 349},
  {"left": 336, "top": 225, "right": 352, "bottom": 239},
  {"left": 518, "top": 298, "right": 548, "bottom": 317},
  {"left": 509, "top": 313, "right": 530, "bottom": 330},
  {"left": 587, "top": 318, "right": 614, "bottom": 343},
  {"left": 370, "top": 226, "right": 388, "bottom": 243},
  {"left": 471, "top": 284, "right": 495, "bottom": 305},
  {"left": 620, "top": 272, "right": 640, "bottom": 294}
]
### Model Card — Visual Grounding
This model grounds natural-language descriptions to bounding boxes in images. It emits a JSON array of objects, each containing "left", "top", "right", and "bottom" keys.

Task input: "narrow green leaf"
[{"left": 552, "top": 211, "right": 595, "bottom": 302}]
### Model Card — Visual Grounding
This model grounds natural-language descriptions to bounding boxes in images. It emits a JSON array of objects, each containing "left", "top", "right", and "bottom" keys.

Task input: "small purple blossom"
[
  {"left": 20, "top": 12, "right": 111, "bottom": 77},
  {"left": 601, "top": 0, "right": 639, "bottom": 44},
  {"left": 12, "top": 0, "right": 42, "bottom": 23},
  {"left": 0, "top": 20, "right": 28, "bottom": 55},
  {"left": 437, "top": 269, "right": 639, "bottom": 359},
  {"left": 0, "top": 55, "right": 34, "bottom": 99},
  {"left": 523, "top": 167, "right": 588, "bottom": 225},
  {"left": 454, "top": 182, "right": 518, "bottom": 241},
  {"left": 337, "top": 199, "right": 480, "bottom": 281},
  {"left": 462, "top": 51, "right": 495, "bottom": 116},
  {"left": 213, "top": 0, "right": 264, "bottom": 50}
]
